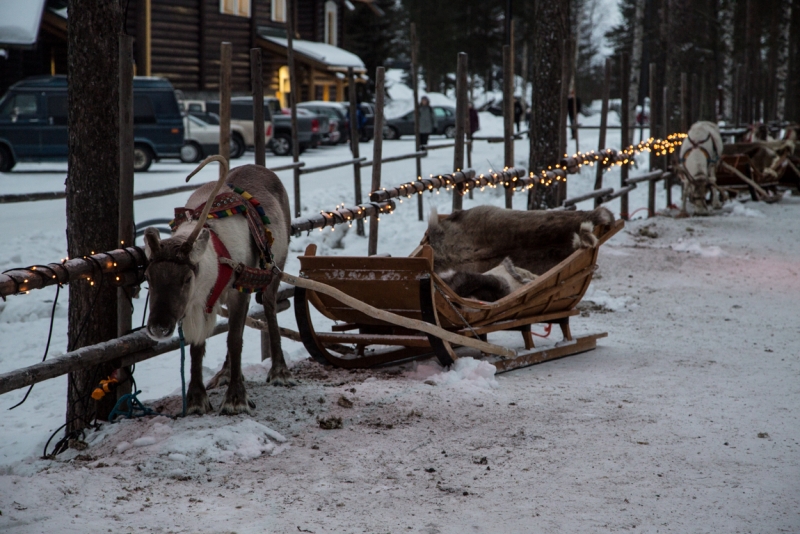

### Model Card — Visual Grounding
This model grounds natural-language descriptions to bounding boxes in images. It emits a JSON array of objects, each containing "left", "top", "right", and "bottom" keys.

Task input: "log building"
[{"left": 0, "top": 0, "right": 367, "bottom": 104}]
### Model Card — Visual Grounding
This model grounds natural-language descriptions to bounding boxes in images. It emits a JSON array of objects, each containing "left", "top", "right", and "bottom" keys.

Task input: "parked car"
[
  {"left": 265, "top": 98, "right": 326, "bottom": 156},
  {"left": 180, "top": 114, "right": 243, "bottom": 163},
  {"left": 298, "top": 101, "right": 350, "bottom": 144},
  {"left": 0, "top": 75, "right": 184, "bottom": 172},
  {"left": 383, "top": 106, "right": 456, "bottom": 140},
  {"left": 204, "top": 97, "right": 274, "bottom": 158}
]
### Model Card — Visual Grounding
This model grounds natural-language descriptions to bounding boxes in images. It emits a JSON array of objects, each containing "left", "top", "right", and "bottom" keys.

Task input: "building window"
[
  {"left": 220, "top": 0, "right": 250, "bottom": 17},
  {"left": 324, "top": 1, "right": 337, "bottom": 46},
  {"left": 272, "top": 0, "right": 286, "bottom": 23}
]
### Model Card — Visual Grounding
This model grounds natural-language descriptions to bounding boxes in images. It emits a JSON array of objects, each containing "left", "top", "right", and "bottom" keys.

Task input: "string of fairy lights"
[
  {"left": 3, "top": 134, "right": 689, "bottom": 295},
  {"left": 306, "top": 133, "right": 688, "bottom": 233}
]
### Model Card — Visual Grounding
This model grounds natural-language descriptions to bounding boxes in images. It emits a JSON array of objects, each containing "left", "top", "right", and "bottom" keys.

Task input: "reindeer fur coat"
[{"left": 426, "top": 205, "right": 614, "bottom": 275}]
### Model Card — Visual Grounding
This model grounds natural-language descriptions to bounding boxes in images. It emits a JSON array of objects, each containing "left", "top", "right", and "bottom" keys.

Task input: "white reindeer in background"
[{"left": 678, "top": 121, "right": 724, "bottom": 216}]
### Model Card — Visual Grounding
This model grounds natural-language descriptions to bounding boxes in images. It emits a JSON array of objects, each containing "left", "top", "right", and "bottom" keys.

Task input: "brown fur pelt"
[
  {"left": 426, "top": 205, "right": 614, "bottom": 275},
  {"left": 441, "top": 257, "right": 540, "bottom": 302}
]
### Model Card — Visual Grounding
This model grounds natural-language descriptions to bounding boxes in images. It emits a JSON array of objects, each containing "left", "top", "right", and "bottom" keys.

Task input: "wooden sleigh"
[
  {"left": 716, "top": 143, "right": 789, "bottom": 203},
  {"left": 293, "top": 219, "right": 625, "bottom": 374}
]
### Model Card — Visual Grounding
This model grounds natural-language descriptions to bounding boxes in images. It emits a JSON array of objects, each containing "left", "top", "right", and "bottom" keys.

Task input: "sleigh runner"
[{"left": 293, "top": 218, "right": 624, "bottom": 373}]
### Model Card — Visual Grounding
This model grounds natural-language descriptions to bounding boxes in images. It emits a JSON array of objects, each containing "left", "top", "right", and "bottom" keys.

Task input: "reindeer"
[
  {"left": 143, "top": 156, "right": 293, "bottom": 416},
  {"left": 678, "top": 121, "right": 724, "bottom": 216}
]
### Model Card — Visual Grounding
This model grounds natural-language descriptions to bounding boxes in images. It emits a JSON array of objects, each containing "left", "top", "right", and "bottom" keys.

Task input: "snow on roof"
[
  {"left": 262, "top": 36, "right": 365, "bottom": 71},
  {"left": 0, "top": 0, "right": 46, "bottom": 46}
]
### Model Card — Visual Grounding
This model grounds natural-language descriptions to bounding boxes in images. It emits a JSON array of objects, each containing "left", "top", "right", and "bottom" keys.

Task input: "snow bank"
[
  {"left": 670, "top": 239, "right": 725, "bottom": 257},
  {"left": 412, "top": 357, "right": 499, "bottom": 391},
  {"left": 727, "top": 203, "right": 766, "bottom": 218},
  {"left": 91, "top": 416, "right": 287, "bottom": 466},
  {"left": 581, "top": 287, "right": 633, "bottom": 312}
]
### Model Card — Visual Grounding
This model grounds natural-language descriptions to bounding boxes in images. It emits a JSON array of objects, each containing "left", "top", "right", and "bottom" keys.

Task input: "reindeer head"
[{"left": 143, "top": 156, "right": 229, "bottom": 341}]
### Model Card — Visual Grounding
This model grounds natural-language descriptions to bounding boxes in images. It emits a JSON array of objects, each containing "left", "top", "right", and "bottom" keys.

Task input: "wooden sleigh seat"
[
  {"left": 293, "top": 219, "right": 624, "bottom": 373},
  {"left": 717, "top": 144, "right": 788, "bottom": 203}
]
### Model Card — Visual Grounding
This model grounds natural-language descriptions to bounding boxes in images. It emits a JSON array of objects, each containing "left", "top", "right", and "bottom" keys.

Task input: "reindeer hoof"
[
  {"left": 219, "top": 380, "right": 253, "bottom": 416},
  {"left": 206, "top": 367, "right": 230, "bottom": 390},
  {"left": 185, "top": 387, "right": 214, "bottom": 415},
  {"left": 267, "top": 365, "right": 297, "bottom": 387}
]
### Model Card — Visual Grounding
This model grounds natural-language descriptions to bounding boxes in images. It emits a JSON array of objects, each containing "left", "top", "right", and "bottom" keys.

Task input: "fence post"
[
  {"left": 620, "top": 52, "right": 630, "bottom": 221},
  {"left": 648, "top": 63, "right": 656, "bottom": 171},
  {"left": 571, "top": 36, "right": 580, "bottom": 155},
  {"left": 452, "top": 52, "right": 467, "bottom": 211},
  {"left": 250, "top": 48, "right": 265, "bottom": 167},
  {"left": 368, "top": 67, "right": 385, "bottom": 256},
  {"left": 662, "top": 84, "right": 671, "bottom": 207},
  {"left": 503, "top": 44, "right": 514, "bottom": 208},
  {"left": 648, "top": 178, "right": 656, "bottom": 217},
  {"left": 680, "top": 72, "right": 688, "bottom": 133},
  {"left": 287, "top": 1, "right": 301, "bottom": 217},
  {"left": 558, "top": 38, "right": 571, "bottom": 204},
  {"left": 410, "top": 23, "right": 423, "bottom": 221},
  {"left": 348, "top": 67, "right": 365, "bottom": 236},
  {"left": 594, "top": 57, "right": 611, "bottom": 208},
  {"left": 117, "top": 34, "right": 134, "bottom": 398},
  {"left": 219, "top": 42, "right": 232, "bottom": 170}
]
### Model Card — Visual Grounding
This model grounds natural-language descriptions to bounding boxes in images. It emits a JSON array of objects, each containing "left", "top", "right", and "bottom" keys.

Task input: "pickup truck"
[
  {"left": 265, "top": 97, "right": 328, "bottom": 156},
  {"left": 203, "top": 98, "right": 274, "bottom": 158}
]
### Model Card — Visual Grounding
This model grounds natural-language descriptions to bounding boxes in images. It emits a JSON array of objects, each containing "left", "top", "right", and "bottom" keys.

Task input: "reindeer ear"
[
  {"left": 143, "top": 228, "right": 161, "bottom": 258},
  {"left": 188, "top": 227, "right": 210, "bottom": 264}
]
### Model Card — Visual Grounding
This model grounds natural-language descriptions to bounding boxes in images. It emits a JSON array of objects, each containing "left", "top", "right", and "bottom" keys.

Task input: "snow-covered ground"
[{"left": 1, "top": 90, "right": 799, "bottom": 532}]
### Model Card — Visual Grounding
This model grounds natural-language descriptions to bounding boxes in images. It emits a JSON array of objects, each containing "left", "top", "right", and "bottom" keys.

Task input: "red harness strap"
[{"left": 204, "top": 229, "right": 234, "bottom": 314}]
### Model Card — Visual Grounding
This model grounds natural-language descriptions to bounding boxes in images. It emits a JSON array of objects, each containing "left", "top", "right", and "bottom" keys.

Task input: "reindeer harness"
[
  {"left": 679, "top": 132, "right": 720, "bottom": 172},
  {"left": 170, "top": 185, "right": 277, "bottom": 313}
]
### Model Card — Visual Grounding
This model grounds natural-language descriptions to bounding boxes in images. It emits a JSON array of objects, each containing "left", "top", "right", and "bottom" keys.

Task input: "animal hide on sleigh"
[
  {"left": 426, "top": 205, "right": 614, "bottom": 276},
  {"left": 440, "top": 257, "right": 538, "bottom": 301}
]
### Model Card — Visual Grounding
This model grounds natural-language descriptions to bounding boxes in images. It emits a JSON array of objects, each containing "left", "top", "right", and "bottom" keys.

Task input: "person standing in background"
[
  {"left": 418, "top": 96, "right": 436, "bottom": 147},
  {"left": 468, "top": 102, "right": 480, "bottom": 138}
]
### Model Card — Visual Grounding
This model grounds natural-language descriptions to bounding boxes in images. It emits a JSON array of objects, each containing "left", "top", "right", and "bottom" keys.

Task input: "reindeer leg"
[
  {"left": 710, "top": 168, "right": 722, "bottom": 209},
  {"left": 186, "top": 342, "right": 214, "bottom": 415},
  {"left": 220, "top": 292, "right": 253, "bottom": 416},
  {"left": 263, "top": 277, "right": 296, "bottom": 386},
  {"left": 205, "top": 356, "right": 230, "bottom": 389}
]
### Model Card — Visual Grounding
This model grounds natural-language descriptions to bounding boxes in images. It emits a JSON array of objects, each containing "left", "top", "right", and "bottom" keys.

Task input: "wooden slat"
[
  {"left": 492, "top": 333, "right": 607, "bottom": 373},
  {"left": 316, "top": 333, "right": 430, "bottom": 347}
]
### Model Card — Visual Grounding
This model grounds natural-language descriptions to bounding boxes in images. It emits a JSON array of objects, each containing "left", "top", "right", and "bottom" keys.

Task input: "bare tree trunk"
[
  {"left": 528, "top": 0, "right": 569, "bottom": 209},
  {"left": 719, "top": 0, "right": 735, "bottom": 122},
  {"left": 777, "top": 2, "right": 792, "bottom": 121},
  {"left": 66, "top": 0, "right": 122, "bottom": 437},
  {"left": 628, "top": 0, "right": 646, "bottom": 140}
]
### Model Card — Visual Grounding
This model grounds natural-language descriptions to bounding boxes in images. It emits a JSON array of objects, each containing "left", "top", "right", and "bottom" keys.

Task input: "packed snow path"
[{"left": 1, "top": 197, "right": 799, "bottom": 532}]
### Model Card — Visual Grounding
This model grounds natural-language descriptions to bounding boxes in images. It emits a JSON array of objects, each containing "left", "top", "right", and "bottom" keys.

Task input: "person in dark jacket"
[
  {"left": 468, "top": 102, "right": 480, "bottom": 138},
  {"left": 418, "top": 96, "right": 437, "bottom": 147},
  {"left": 356, "top": 104, "right": 367, "bottom": 142},
  {"left": 513, "top": 97, "right": 524, "bottom": 132}
]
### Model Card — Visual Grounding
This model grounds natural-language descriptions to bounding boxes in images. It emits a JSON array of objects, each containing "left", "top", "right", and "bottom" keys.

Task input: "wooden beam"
[
  {"left": 219, "top": 42, "right": 232, "bottom": 169},
  {"left": 348, "top": 66, "right": 365, "bottom": 236},
  {"left": 368, "top": 67, "right": 386, "bottom": 256},
  {"left": 503, "top": 44, "right": 514, "bottom": 209},
  {"left": 410, "top": 23, "right": 423, "bottom": 221},
  {"left": 594, "top": 57, "right": 611, "bottom": 207},
  {"left": 251, "top": 48, "right": 266, "bottom": 167},
  {"left": 452, "top": 52, "right": 467, "bottom": 211}
]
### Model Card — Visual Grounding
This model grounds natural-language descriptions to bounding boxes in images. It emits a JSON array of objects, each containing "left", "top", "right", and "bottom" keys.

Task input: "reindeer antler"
[{"left": 181, "top": 155, "right": 230, "bottom": 252}]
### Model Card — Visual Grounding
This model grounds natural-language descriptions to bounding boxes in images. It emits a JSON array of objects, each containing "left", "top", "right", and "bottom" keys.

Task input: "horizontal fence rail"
[{"left": 0, "top": 295, "right": 294, "bottom": 396}]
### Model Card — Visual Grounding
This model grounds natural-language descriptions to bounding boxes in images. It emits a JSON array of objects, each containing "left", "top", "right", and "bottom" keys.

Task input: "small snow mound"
[
  {"left": 670, "top": 239, "right": 725, "bottom": 257},
  {"left": 727, "top": 203, "right": 766, "bottom": 218},
  {"left": 582, "top": 287, "right": 633, "bottom": 312},
  {"left": 414, "top": 357, "right": 499, "bottom": 390},
  {"left": 93, "top": 416, "right": 287, "bottom": 466}
]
